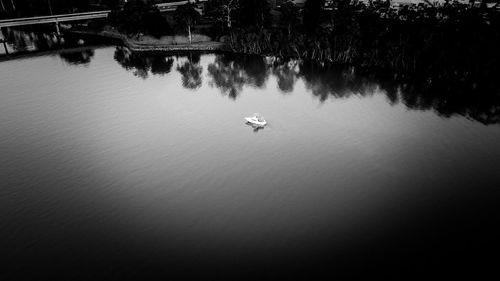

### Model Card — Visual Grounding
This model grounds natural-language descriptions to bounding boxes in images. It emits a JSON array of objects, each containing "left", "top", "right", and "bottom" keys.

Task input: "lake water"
[{"left": 1, "top": 47, "right": 499, "bottom": 280}]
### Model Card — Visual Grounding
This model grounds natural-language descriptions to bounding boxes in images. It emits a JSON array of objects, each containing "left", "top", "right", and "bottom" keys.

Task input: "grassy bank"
[{"left": 70, "top": 29, "right": 227, "bottom": 52}]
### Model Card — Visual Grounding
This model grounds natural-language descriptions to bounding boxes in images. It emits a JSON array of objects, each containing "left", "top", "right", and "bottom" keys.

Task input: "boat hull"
[{"left": 245, "top": 117, "right": 267, "bottom": 126}]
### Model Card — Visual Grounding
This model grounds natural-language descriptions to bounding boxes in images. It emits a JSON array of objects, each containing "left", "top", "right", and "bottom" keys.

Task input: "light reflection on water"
[{"left": 1, "top": 47, "right": 499, "bottom": 280}]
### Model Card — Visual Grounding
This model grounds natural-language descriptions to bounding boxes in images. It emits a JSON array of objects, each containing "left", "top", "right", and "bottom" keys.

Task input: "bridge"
[
  {"left": 0, "top": 1, "right": 207, "bottom": 53},
  {"left": 0, "top": 1, "right": 209, "bottom": 29},
  {"left": 0, "top": 10, "right": 111, "bottom": 33}
]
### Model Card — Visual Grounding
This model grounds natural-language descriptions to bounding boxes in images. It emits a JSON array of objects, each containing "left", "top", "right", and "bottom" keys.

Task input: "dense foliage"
[
  {"left": 108, "top": 0, "right": 172, "bottom": 38},
  {"left": 174, "top": 2, "right": 200, "bottom": 43},
  {"left": 222, "top": 0, "right": 500, "bottom": 97}
]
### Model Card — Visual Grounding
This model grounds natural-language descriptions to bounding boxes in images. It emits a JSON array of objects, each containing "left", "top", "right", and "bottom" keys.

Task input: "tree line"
[
  {"left": 203, "top": 0, "right": 499, "bottom": 99},
  {"left": 107, "top": 1, "right": 500, "bottom": 91},
  {"left": 3, "top": 0, "right": 499, "bottom": 99}
]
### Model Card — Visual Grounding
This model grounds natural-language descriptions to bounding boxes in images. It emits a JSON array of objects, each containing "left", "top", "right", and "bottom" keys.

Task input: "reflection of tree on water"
[
  {"left": 114, "top": 47, "right": 149, "bottom": 79},
  {"left": 235, "top": 55, "right": 268, "bottom": 88},
  {"left": 207, "top": 55, "right": 247, "bottom": 99},
  {"left": 112, "top": 49, "right": 499, "bottom": 126},
  {"left": 5, "top": 29, "right": 40, "bottom": 52},
  {"left": 114, "top": 47, "right": 204, "bottom": 87},
  {"left": 59, "top": 49, "right": 94, "bottom": 65},
  {"left": 113, "top": 47, "right": 174, "bottom": 79},
  {"left": 8, "top": 30, "right": 29, "bottom": 52},
  {"left": 3, "top": 28, "right": 64, "bottom": 53},
  {"left": 394, "top": 76, "right": 500, "bottom": 125},
  {"left": 271, "top": 58, "right": 299, "bottom": 93},
  {"left": 176, "top": 53, "right": 202, "bottom": 90},
  {"left": 151, "top": 55, "right": 174, "bottom": 76},
  {"left": 299, "top": 61, "right": 500, "bottom": 125},
  {"left": 207, "top": 54, "right": 268, "bottom": 99},
  {"left": 299, "top": 61, "right": 375, "bottom": 102}
]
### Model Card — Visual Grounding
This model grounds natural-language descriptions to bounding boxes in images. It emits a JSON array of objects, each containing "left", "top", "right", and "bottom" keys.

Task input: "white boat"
[{"left": 245, "top": 113, "right": 267, "bottom": 126}]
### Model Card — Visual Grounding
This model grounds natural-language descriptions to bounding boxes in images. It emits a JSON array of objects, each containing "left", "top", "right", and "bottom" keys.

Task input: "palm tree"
[{"left": 1, "top": 0, "right": 6, "bottom": 12}]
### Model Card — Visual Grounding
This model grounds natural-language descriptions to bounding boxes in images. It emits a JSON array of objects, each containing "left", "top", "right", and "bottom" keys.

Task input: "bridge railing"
[{"left": 0, "top": 11, "right": 111, "bottom": 28}]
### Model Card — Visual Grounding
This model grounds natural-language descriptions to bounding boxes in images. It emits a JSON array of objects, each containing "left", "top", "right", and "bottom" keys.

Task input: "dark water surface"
[{"left": 1, "top": 47, "right": 499, "bottom": 280}]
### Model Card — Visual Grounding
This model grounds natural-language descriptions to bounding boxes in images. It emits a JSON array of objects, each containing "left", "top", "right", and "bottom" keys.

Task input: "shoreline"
[
  {"left": 69, "top": 30, "right": 228, "bottom": 52},
  {"left": 0, "top": 29, "right": 414, "bottom": 81}
]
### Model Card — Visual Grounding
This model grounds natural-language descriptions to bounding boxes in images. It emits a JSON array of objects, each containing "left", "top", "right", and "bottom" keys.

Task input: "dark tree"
[
  {"left": 279, "top": 0, "right": 300, "bottom": 36},
  {"left": 237, "top": 0, "right": 270, "bottom": 30},
  {"left": 205, "top": 0, "right": 239, "bottom": 30},
  {"left": 174, "top": 3, "right": 200, "bottom": 44},
  {"left": 303, "top": 0, "right": 326, "bottom": 34},
  {"left": 109, "top": 0, "right": 171, "bottom": 38},
  {"left": 102, "top": 0, "right": 122, "bottom": 9}
]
